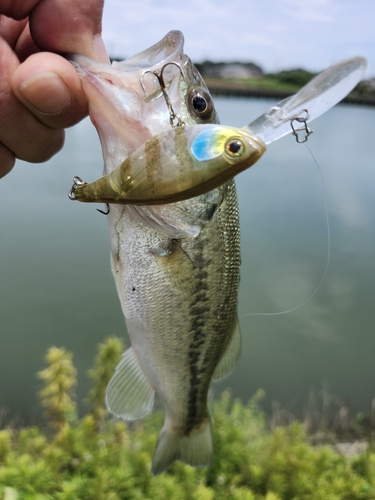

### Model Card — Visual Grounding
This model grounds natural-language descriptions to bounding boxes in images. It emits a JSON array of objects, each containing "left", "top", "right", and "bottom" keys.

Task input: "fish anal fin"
[
  {"left": 151, "top": 418, "right": 213, "bottom": 475},
  {"left": 106, "top": 347, "right": 155, "bottom": 420},
  {"left": 212, "top": 319, "right": 241, "bottom": 381}
]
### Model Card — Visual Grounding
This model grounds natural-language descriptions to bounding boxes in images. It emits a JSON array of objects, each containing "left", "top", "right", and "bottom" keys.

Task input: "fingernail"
[
  {"left": 93, "top": 34, "right": 110, "bottom": 64},
  {"left": 19, "top": 72, "right": 72, "bottom": 114}
]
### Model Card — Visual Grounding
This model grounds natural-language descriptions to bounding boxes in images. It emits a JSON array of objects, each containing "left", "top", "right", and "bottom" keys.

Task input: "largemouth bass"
[{"left": 72, "top": 30, "right": 241, "bottom": 475}]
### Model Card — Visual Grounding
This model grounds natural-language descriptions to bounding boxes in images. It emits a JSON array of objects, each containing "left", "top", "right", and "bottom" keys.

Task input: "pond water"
[{"left": 1, "top": 96, "right": 375, "bottom": 424}]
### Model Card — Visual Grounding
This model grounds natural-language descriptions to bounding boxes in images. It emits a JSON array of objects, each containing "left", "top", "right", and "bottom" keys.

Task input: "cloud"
[
  {"left": 101, "top": 0, "right": 375, "bottom": 76},
  {"left": 279, "top": 0, "right": 337, "bottom": 22}
]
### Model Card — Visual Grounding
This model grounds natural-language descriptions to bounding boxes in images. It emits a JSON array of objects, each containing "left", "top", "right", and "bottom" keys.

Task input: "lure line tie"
[
  {"left": 68, "top": 176, "right": 87, "bottom": 200},
  {"left": 69, "top": 176, "right": 111, "bottom": 215},
  {"left": 290, "top": 109, "right": 313, "bottom": 143}
]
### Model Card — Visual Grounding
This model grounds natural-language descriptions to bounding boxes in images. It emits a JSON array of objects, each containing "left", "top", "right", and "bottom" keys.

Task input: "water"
[{"left": 1, "top": 97, "right": 375, "bottom": 423}]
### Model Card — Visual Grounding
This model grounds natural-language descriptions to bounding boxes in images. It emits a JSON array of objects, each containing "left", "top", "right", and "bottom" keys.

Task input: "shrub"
[{"left": 0, "top": 339, "right": 374, "bottom": 499}]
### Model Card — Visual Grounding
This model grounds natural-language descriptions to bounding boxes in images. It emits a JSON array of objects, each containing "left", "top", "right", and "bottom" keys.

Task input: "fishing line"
[{"left": 241, "top": 143, "right": 331, "bottom": 317}]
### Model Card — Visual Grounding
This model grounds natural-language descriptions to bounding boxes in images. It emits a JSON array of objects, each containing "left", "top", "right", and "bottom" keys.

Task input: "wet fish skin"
[
  {"left": 72, "top": 30, "right": 241, "bottom": 475},
  {"left": 108, "top": 179, "right": 241, "bottom": 474}
]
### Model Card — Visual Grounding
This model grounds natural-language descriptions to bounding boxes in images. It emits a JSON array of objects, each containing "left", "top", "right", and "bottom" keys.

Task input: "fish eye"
[
  {"left": 188, "top": 88, "right": 214, "bottom": 120},
  {"left": 225, "top": 138, "right": 245, "bottom": 157},
  {"left": 193, "top": 95, "right": 207, "bottom": 113}
]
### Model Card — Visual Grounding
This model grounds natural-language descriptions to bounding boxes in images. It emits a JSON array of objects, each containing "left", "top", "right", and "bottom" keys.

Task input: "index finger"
[
  {"left": 0, "top": 0, "right": 106, "bottom": 60},
  {"left": 30, "top": 0, "right": 106, "bottom": 60}
]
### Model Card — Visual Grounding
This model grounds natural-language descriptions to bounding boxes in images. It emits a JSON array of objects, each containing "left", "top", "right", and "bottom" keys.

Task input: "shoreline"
[{"left": 206, "top": 81, "right": 375, "bottom": 106}]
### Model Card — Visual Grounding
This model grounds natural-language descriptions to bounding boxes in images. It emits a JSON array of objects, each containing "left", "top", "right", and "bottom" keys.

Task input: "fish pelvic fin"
[
  {"left": 106, "top": 347, "right": 155, "bottom": 420},
  {"left": 151, "top": 418, "right": 213, "bottom": 476}
]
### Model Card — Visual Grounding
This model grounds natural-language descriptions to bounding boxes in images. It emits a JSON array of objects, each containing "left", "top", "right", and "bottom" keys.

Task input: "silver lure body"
[{"left": 72, "top": 31, "right": 241, "bottom": 474}]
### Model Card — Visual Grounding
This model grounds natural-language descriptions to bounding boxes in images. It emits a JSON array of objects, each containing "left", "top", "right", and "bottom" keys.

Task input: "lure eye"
[
  {"left": 188, "top": 88, "right": 214, "bottom": 120},
  {"left": 225, "top": 138, "right": 245, "bottom": 157}
]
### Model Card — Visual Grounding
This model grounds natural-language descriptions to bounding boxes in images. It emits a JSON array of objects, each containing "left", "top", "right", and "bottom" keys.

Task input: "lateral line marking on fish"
[{"left": 186, "top": 237, "right": 211, "bottom": 433}]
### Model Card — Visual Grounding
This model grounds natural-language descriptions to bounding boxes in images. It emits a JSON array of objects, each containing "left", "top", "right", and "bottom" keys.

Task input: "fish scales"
[
  {"left": 185, "top": 180, "right": 240, "bottom": 433},
  {"left": 113, "top": 181, "right": 239, "bottom": 425},
  {"left": 72, "top": 30, "right": 241, "bottom": 475}
]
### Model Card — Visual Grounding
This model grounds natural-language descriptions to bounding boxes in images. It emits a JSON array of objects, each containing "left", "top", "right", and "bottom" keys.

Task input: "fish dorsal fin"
[
  {"left": 106, "top": 347, "right": 155, "bottom": 420},
  {"left": 212, "top": 319, "right": 241, "bottom": 381}
]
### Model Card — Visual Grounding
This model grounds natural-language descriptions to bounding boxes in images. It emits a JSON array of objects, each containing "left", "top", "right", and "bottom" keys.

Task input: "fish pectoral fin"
[
  {"left": 106, "top": 347, "right": 155, "bottom": 420},
  {"left": 127, "top": 205, "right": 201, "bottom": 239},
  {"left": 212, "top": 318, "right": 241, "bottom": 381},
  {"left": 150, "top": 240, "right": 197, "bottom": 296}
]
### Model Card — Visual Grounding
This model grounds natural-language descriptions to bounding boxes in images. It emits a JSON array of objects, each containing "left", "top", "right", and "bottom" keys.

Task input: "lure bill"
[
  {"left": 244, "top": 56, "right": 367, "bottom": 145},
  {"left": 69, "top": 125, "right": 266, "bottom": 205}
]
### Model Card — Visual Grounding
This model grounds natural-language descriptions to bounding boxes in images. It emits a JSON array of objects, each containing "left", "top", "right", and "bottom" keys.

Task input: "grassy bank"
[
  {"left": 203, "top": 74, "right": 375, "bottom": 105},
  {"left": 1, "top": 339, "right": 375, "bottom": 499}
]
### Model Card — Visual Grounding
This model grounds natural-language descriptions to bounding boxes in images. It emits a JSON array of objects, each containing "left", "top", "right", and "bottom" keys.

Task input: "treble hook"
[
  {"left": 140, "top": 62, "right": 186, "bottom": 128},
  {"left": 290, "top": 109, "right": 313, "bottom": 143},
  {"left": 96, "top": 204, "right": 110, "bottom": 215}
]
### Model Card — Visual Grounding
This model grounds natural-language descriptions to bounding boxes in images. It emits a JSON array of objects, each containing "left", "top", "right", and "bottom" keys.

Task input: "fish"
[{"left": 71, "top": 30, "right": 242, "bottom": 475}]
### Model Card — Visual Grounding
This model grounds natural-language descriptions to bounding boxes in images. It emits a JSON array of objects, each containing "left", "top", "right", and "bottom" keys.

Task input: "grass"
[
  {"left": 205, "top": 76, "right": 302, "bottom": 93},
  {"left": 1, "top": 339, "right": 375, "bottom": 499},
  {"left": 204, "top": 73, "right": 375, "bottom": 103}
]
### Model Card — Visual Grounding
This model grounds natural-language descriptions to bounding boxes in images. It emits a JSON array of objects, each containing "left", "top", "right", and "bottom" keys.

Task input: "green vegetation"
[
  {"left": 229, "top": 76, "right": 301, "bottom": 93},
  {"left": 197, "top": 61, "right": 375, "bottom": 103},
  {"left": 263, "top": 69, "right": 374, "bottom": 100},
  {"left": 266, "top": 69, "right": 317, "bottom": 88},
  {"left": 1, "top": 339, "right": 375, "bottom": 499},
  {"left": 207, "top": 74, "right": 374, "bottom": 102}
]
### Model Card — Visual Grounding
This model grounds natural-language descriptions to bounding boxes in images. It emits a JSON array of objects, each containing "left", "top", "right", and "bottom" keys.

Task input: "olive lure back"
[{"left": 69, "top": 124, "right": 265, "bottom": 205}]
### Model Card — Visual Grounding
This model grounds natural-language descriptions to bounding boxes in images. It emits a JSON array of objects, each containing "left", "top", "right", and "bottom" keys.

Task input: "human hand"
[{"left": 0, "top": 0, "right": 108, "bottom": 178}]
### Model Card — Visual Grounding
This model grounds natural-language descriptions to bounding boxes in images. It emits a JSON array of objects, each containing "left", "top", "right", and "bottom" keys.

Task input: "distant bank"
[
  {"left": 206, "top": 79, "right": 375, "bottom": 106},
  {"left": 109, "top": 57, "right": 375, "bottom": 106}
]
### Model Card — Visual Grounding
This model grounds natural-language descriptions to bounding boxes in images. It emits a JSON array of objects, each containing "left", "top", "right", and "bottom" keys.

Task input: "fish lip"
[
  {"left": 67, "top": 30, "right": 185, "bottom": 75},
  {"left": 122, "top": 30, "right": 185, "bottom": 71},
  {"left": 65, "top": 30, "right": 185, "bottom": 73},
  {"left": 68, "top": 31, "right": 187, "bottom": 104}
]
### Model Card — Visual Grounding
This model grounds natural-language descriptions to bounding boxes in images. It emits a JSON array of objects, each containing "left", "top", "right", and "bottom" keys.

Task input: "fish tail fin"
[{"left": 151, "top": 418, "right": 213, "bottom": 476}]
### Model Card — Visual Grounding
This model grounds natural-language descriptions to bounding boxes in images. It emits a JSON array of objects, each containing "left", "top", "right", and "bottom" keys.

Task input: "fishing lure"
[
  {"left": 69, "top": 125, "right": 265, "bottom": 205},
  {"left": 69, "top": 56, "right": 367, "bottom": 206}
]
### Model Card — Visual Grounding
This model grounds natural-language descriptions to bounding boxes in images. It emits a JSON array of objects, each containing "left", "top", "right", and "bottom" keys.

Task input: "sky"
[{"left": 101, "top": 0, "right": 375, "bottom": 79}]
